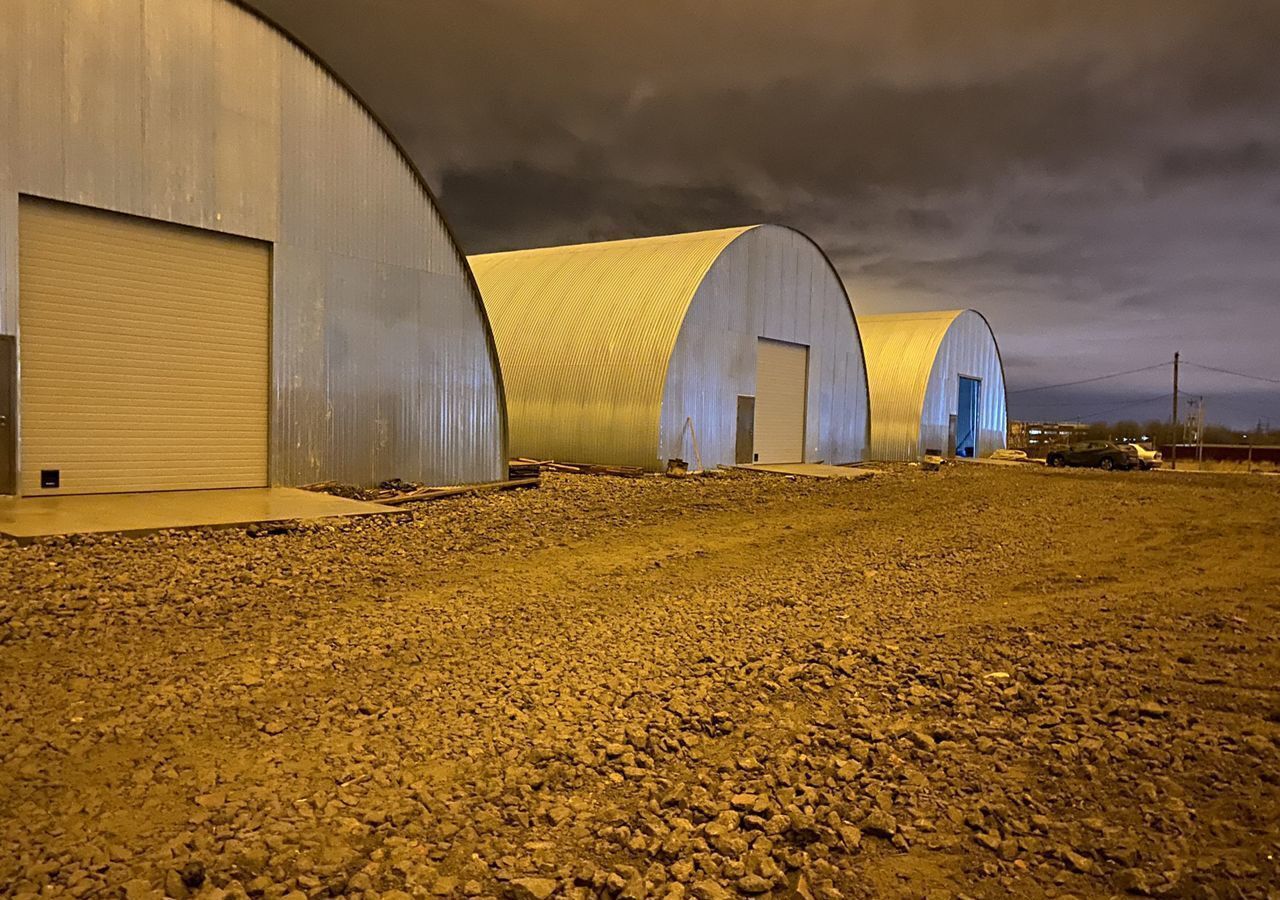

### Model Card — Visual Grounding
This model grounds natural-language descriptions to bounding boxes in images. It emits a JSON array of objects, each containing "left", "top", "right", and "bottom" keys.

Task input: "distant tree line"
[{"left": 1077, "top": 419, "right": 1272, "bottom": 445}]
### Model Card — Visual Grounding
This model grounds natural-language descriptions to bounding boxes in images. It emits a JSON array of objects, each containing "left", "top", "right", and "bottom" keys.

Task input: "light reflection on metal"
[
  {"left": 0, "top": 0, "right": 505, "bottom": 487},
  {"left": 470, "top": 225, "right": 870, "bottom": 470},
  {"left": 859, "top": 309, "right": 1008, "bottom": 460}
]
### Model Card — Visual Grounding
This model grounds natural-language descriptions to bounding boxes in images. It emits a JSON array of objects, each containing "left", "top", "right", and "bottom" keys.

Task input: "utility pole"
[
  {"left": 1171, "top": 351, "right": 1180, "bottom": 470},
  {"left": 1197, "top": 397, "right": 1204, "bottom": 463}
]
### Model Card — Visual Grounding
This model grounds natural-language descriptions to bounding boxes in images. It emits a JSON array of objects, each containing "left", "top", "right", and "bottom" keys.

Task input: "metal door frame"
[
  {"left": 0, "top": 335, "right": 14, "bottom": 494},
  {"left": 753, "top": 337, "right": 810, "bottom": 464},
  {"left": 956, "top": 374, "right": 982, "bottom": 458},
  {"left": 735, "top": 395, "right": 755, "bottom": 464}
]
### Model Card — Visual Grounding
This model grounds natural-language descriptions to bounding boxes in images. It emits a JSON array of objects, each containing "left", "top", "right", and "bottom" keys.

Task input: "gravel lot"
[{"left": 2, "top": 465, "right": 1278, "bottom": 900}]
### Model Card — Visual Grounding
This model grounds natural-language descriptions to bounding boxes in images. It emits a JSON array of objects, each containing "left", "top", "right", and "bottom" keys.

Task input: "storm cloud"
[{"left": 250, "top": 0, "right": 1280, "bottom": 426}]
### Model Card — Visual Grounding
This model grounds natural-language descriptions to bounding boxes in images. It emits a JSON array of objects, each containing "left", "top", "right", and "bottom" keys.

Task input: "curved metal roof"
[
  {"left": 470, "top": 225, "right": 869, "bottom": 467},
  {"left": 860, "top": 309, "right": 1007, "bottom": 460},
  {"left": 469, "top": 227, "right": 753, "bottom": 465},
  {"left": 232, "top": 0, "right": 509, "bottom": 449}
]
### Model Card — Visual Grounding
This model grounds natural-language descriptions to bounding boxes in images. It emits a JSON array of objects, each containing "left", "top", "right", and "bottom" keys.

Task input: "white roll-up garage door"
[
  {"left": 18, "top": 199, "right": 270, "bottom": 496},
  {"left": 753, "top": 338, "right": 809, "bottom": 463}
]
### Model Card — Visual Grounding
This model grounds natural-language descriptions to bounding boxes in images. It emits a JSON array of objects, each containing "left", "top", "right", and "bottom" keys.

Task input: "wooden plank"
[
  {"left": 509, "top": 457, "right": 648, "bottom": 478},
  {"left": 376, "top": 477, "right": 540, "bottom": 506}
]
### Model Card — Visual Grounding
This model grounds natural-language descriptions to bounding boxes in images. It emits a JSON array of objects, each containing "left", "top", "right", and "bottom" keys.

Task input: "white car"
[{"left": 1125, "top": 444, "right": 1163, "bottom": 470}]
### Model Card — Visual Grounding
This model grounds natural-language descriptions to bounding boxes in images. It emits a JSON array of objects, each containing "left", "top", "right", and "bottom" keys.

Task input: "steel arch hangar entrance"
[
  {"left": 469, "top": 225, "right": 870, "bottom": 471},
  {"left": 15, "top": 198, "right": 270, "bottom": 496}
]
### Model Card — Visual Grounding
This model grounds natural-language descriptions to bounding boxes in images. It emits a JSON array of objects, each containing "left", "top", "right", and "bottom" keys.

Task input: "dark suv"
[{"left": 1045, "top": 441, "right": 1139, "bottom": 471}]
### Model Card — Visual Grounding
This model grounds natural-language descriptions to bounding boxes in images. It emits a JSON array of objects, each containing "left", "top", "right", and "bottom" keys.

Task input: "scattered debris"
[
  {"left": 375, "top": 477, "right": 540, "bottom": 507},
  {"left": 512, "top": 457, "right": 646, "bottom": 478},
  {"left": 303, "top": 475, "right": 540, "bottom": 505},
  {"left": 507, "top": 461, "right": 543, "bottom": 480}
]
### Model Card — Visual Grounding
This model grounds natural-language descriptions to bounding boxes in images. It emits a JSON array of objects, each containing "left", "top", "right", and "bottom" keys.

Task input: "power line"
[
  {"left": 1034, "top": 390, "right": 1161, "bottom": 409},
  {"left": 1183, "top": 361, "right": 1280, "bottom": 385},
  {"left": 1008, "top": 362, "right": 1170, "bottom": 396},
  {"left": 1069, "top": 392, "right": 1173, "bottom": 423}
]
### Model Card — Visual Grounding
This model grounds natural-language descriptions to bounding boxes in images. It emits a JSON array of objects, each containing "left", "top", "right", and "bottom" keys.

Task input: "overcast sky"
[{"left": 251, "top": 0, "right": 1280, "bottom": 428}]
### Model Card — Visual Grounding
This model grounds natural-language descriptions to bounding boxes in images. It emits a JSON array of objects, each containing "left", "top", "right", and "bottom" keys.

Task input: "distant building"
[
  {"left": 470, "top": 226, "right": 871, "bottom": 470},
  {"left": 1009, "top": 422, "right": 1089, "bottom": 455},
  {"left": 859, "top": 310, "right": 1007, "bottom": 461}
]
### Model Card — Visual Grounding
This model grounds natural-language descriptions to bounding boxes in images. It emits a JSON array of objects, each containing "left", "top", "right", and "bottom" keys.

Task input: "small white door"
[{"left": 753, "top": 338, "right": 809, "bottom": 463}]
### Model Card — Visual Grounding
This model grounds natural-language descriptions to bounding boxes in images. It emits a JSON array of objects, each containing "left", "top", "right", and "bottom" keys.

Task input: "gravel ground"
[{"left": 1, "top": 465, "right": 1278, "bottom": 900}]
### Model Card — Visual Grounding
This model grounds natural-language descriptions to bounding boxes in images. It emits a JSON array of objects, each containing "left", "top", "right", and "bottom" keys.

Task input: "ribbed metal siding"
[
  {"left": 860, "top": 309, "right": 1007, "bottom": 461},
  {"left": 660, "top": 226, "right": 868, "bottom": 467},
  {"left": 471, "top": 225, "right": 870, "bottom": 470},
  {"left": 0, "top": 0, "right": 504, "bottom": 490},
  {"left": 470, "top": 228, "right": 748, "bottom": 468},
  {"left": 271, "top": 29, "right": 504, "bottom": 486}
]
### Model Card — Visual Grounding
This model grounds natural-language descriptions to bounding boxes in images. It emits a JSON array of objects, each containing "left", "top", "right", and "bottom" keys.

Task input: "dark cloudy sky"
[{"left": 251, "top": 0, "right": 1280, "bottom": 428}]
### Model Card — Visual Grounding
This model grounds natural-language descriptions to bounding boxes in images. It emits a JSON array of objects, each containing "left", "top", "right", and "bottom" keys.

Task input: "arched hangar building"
[
  {"left": 0, "top": 0, "right": 506, "bottom": 496},
  {"left": 859, "top": 309, "right": 1007, "bottom": 461},
  {"left": 469, "top": 225, "right": 871, "bottom": 471}
]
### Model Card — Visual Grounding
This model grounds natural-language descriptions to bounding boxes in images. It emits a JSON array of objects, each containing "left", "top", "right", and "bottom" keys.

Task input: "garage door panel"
[
  {"left": 753, "top": 338, "right": 808, "bottom": 464},
  {"left": 15, "top": 293, "right": 269, "bottom": 322},
  {"left": 18, "top": 198, "right": 269, "bottom": 495}
]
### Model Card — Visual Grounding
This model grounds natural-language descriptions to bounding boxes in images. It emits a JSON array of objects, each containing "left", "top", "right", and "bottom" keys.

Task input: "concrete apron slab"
[
  {"left": 0, "top": 487, "right": 397, "bottom": 543},
  {"left": 734, "top": 463, "right": 875, "bottom": 480}
]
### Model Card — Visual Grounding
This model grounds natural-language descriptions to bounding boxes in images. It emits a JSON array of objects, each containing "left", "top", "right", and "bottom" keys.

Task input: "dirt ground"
[{"left": 1, "top": 465, "right": 1278, "bottom": 900}]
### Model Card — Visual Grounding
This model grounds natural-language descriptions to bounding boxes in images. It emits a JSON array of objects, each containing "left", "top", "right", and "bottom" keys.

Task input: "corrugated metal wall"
[
  {"left": 0, "top": 0, "right": 505, "bottom": 489},
  {"left": 860, "top": 309, "right": 1007, "bottom": 461},
  {"left": 660, "top": 226, "right": 868, "bottom": 467},
  {"left": 470, "top": 225, "right": 870, "bottom": 470},
  {"left": 470, "top": 228, "right": 748, "bottom": 467}
]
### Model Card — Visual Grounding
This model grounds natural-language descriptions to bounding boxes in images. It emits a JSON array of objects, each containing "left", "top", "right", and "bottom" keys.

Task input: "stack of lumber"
[
  {"left": 301, "top": 475, "right": 540, "bottom": 505},
  {"left": 375, "top": 478, "right": 540, "bottom": 506},
  {"left": 511, "top": 458, "right": 646, "bottom": 478},
  {"left": 507, "top": 461, "right": 543, "bottom": 480}
]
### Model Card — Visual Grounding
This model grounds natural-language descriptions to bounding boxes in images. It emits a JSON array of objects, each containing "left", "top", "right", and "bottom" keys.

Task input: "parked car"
[
  {"left": 1045, "top": 441, "right": 1140, "bottom": 471},
  {"left": 1124, "top": 443, "right": 1164, "bottom": 470}
]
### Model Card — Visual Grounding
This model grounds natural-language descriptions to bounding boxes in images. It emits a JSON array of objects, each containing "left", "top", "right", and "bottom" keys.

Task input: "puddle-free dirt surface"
[{"left": 2, "top": 465, "right": 1277, "bottom": 899}]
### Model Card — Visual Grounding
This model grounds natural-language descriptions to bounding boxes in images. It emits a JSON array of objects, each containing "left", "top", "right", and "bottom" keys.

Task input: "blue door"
[{"left": 956, "top": 376, "right": 980, "bottom": 458}]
